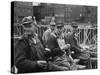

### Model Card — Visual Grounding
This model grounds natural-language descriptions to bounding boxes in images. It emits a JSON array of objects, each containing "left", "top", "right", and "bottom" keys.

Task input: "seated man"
[
  {"left": 55, "top": 23, "right": 79, "bottom": 70},
  {"left": 64, "top": 22, "right": 91, "bottom": 69},
  {"left": 42, "top": 22, "right": 79, "bottom": 70},
  {"left": 14, "top": 17, "right": 68, "bottom": 73}
]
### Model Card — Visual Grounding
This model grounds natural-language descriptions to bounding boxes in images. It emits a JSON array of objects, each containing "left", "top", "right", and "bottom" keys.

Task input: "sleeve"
[
  {"left": 51, "top": 47, "right": 64, "bottom": 57},
  {"left": 71, "top": 41, "right": 82, "bottom": 53},
  {"left": 64, "top": 34, "right": 82, "bottom": 53},
  {"left": 74, "top": 37, "right": 82, "bottom": 49},
  {"left": 42, "top": 31, "right": 49, "bottom": 48},
  {"left": 47, "top": 61, "right": 68, "bottom": 71},
  {"left": 44, "top": 47, "right": 62, "bottom": 58},
  {"left": 15, "top": 40, "right": 38, "bottom": 71}
]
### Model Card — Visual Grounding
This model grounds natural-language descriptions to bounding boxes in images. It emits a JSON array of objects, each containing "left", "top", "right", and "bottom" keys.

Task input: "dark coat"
[
  {"left": 42, "top": 29, "right": 59, "bottom": 49},
  {"left": 64, "top": 33, "right": 82, "bottom": 53},
  {"left": 64, "top": 32, "right": 90, "bottom": 59},
  {"left": 42, "top": 30, "right": 64, "bottom": 57},
  {"left": 15, "top": 37, "right": 46, "bottom": 73},
  {"left": 15, "top": 36, "right": 67, "bottom": 73},
  {"left": 42, "top": 31, "right": 71, "bottom": 69}
]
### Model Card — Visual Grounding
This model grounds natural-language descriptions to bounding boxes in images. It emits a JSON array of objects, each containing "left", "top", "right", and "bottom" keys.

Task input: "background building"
[{"left": 13, "top": 1, "right": 97, "bottom": 25}]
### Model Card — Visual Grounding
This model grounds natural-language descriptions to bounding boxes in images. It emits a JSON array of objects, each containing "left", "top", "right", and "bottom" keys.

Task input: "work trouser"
[{"left": 76, "top": 51, "right": 92, "bottom": 69}]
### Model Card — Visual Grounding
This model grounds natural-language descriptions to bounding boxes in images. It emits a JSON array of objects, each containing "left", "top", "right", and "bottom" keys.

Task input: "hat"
[
  {"left": 71, "top": 22, "right": 78, "bottom": 28},
  {"left": 50, "top": 21, "right": 56, "bottom": 26},
  {"left": 22, "top": 16, "right": 33, "bottom": 24},
  {"left": 56, "top": 21, "right": 64, "bottom": 28}
]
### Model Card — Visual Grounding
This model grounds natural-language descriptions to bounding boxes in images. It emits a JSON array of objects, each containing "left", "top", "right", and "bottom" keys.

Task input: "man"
[
  {"left": 42, "top": 22, "right": 66, "bottom": 58},
  {"left": 55, "top": 22, "right": 81, "bottom": 70},
  {"left": 64, "top": 22, "right": 91, "bottom": 69},
  {"left": 14, "top": 17, "right": 68, "bottom": 73},
  {"left": 42, "top": 21, "right": 79, "bottom": 70},
  {"left": 42, "top": 22, "right": 57, "bottom": 48}
]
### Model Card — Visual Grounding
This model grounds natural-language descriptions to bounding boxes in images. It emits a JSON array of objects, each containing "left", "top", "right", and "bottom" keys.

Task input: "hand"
[
  {"left": 37, "top": 60, "right": 47, "bottom": 69},
  {"left": 45, "top": 48, "right": 51, "bottom": 51},
  {"left": 73, "top": 59, "right": 80, "bottom": 64},
  {"left": 37, "top": 60, "right": 47, "bottom": 64},
  {"left": 80, "top": 48, "right": 87, "bottom": 52},
  {"left": 66, "top": 44, "right": 70, "bottom": 48},
  {"left": 57, "top": 66, "right": 68, "bottom": 71},
  {"left": 63, "top": 44, "right": 70, "bottom": 50},
  {"left": 71, "top": 51, "right": 75, "bottom": 54}
]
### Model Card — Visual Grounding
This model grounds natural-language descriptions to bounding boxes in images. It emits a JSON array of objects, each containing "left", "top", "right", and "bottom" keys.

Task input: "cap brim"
[
  {"left": 57, "top": 25, "right": 64, "bottom": 28},
  {"left": 50, "top": 24, "right": 56, "bottom": 26},
  {"left": 72, "top": 26, "right": 78, "bottom": 28},
  {"left": 23, "top": 21, "right": 32, "bottom": 24}
]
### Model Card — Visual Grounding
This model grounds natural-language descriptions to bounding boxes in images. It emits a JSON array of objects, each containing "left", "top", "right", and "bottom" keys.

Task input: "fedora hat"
[{"left": 22, "top": 16, "right": 33, "bottom": 24}]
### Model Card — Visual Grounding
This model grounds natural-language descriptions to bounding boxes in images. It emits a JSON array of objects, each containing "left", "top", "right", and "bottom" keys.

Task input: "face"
[
  {"left": 72, "top": 27, "right": 77, "bottom": 34},
  {"left": 24, "top": 23, "right": 37, "bottom": 38},
  {"left": 50, "top": 25, "right": 55, "bottom": 31},
  {"left": 56, "top": 25, "right": 64, "bottom": 35}
]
